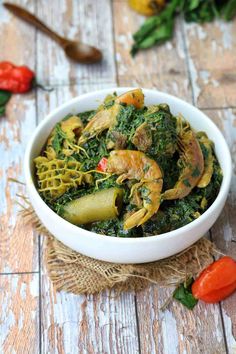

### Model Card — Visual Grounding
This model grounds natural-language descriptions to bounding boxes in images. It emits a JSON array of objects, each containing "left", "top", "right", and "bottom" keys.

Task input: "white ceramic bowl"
[{"left": 24, "top": 88, "right": 232, "bottom": 264}]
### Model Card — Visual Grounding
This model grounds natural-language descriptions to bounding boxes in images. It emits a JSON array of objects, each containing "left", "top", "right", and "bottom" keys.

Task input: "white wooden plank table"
[{"left": 0, "top": 1, "right": 235, "bottom": 353}]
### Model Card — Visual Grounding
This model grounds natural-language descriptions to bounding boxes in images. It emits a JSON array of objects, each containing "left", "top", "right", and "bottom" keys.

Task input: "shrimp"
[
  {"left": 196, "top": 132, "right": 214, "bottom": 188},
  {"left": 45, "top": 116, "right": 84, "bottom": 160},
  {"left": 106, "top": 150, "right": 163, "bottom": 229},
  {"left": 163, "top": 123, "right": 204, "bottom": 200},
  {"left": 78, "top": 88, "right": 144, "bottom": 145}
]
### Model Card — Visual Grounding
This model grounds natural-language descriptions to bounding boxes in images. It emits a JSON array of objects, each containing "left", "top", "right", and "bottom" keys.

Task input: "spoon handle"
[{"left": 3, "top": 3, "right": 67, "bottom": 47}]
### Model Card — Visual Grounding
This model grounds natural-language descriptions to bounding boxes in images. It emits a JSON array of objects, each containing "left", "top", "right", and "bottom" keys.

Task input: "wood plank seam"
[
  {"left": 0, "top": 271, "right": 39, "bottom": 275},
  {"left": 202, "top": 105, "right": 236, "bottom": 111},
  {"left": 33, "top": 79, "right": 118, "bottom": 88},
  {"left": 134, "top": 295, "right": 142, "bottom": 354},
  {"left": 219, "top": 303, "right": 230, "bottom": 354}
]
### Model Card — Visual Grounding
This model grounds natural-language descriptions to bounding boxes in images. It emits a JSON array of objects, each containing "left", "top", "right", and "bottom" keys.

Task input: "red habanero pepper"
[
  {"left": 0, "top": 61, "right": 35, "bottom": 93},
  {"left": 97, "top": 157, "right": 108, "bottom": 172},
  {"left": 192, "top": 256, "right": 236, "bottom": 303}
]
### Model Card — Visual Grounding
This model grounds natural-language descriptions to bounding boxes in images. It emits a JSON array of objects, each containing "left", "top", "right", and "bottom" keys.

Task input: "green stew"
[{"left": 34, "top": 89, "right": 222, "bottom": 237}]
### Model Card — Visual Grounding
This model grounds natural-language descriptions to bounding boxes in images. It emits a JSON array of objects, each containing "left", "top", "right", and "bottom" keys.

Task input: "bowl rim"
[{"left": 24, "top": 87, "right": 232, "bottom": 244}]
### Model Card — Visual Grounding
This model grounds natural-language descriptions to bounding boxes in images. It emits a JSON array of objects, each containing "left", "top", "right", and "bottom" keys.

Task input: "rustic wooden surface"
[{"left": 0, "top": 1, "right": 235, "bottom": 353}]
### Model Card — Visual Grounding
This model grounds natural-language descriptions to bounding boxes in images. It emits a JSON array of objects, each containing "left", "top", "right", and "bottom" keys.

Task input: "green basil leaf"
[
  {"left": 0, "top": 90, "right": 11, "bottom": 106},
  {"left": 173, "top": 278, "right": 198, "bottom": 310},
  {"left": 188, "top": 0, "right": 201, "bottom": 11},
  {"left": 184, "top": 0, "right": 216, "bottom": 23},
  {"left": 221, "top": 0, "right": 236, "bottom": 21},
  {"left": 0, "top": 105, "right": 6, "bottom": 117}
]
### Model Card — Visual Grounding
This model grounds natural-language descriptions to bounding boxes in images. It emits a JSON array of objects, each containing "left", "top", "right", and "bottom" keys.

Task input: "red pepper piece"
[
  {"left": 0, "top": 61, "right": 35, "bottom": 93},
  {"left": 192, "top": 256, "right": 236, "bottom": 303},
  {"left": 97, "top": 157, "right": 108, "bottom": 172}
]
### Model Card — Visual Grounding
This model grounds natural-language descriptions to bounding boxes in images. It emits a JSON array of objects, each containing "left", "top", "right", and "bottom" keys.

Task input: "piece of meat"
[
  {"left": 132, "top": 122, "right": 152, "bottom": 152},
  {"left": 107, "top": 131, "right": 127, "bottom": 150}
]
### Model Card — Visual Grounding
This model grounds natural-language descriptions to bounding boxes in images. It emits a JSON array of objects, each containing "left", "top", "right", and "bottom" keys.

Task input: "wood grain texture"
[
  {"left": 183, "top": 21, "right": 236, "bottom": 108},
  {"left": 113, "top": 1, "right": 192, "bottom": 102},
  {"left": 0, "top": 0, "right": 38, "bottom": 273},
  {"left": 136, "top": 286, "right": 226, "bottom": 354},
  {"left": 0, "top": 273, "right": 39, "bottom": 354},
  {"left": 205, "top": 109, "right": 236, "bottom": 245},
  {"left": 36, "top": 0, "right": 116, "bottom": 86},
  {"left": 41, "top": 271, "right": 139, "bottom": 354},
  {"left": 204, "top": 108, "right": 236, "bottom": 353}
]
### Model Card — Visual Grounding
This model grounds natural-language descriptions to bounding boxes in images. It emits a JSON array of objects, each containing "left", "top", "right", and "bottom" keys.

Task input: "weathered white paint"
[
  {"left": 218, "top": 22, "right": 233, "bottom": 50},
  {"left": 0, "top": 0, "right": 38, "bottom": 273},
  {"left": 184, "top": 19, "right": 236, "bottom": 108},
  {"left": 0, "top": 274, "right": 39, "bottom": 353},
  {"left": 36, "top": 0, "right": 116, "bottom": 85},
  {"left": 183, "top": 25, "right": 201, "bottom": 105},
  {"left": 161, "top": 308, "right": 179, "bottom": 354}
]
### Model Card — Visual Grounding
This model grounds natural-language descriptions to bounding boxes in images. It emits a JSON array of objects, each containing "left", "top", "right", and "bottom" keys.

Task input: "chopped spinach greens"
[
  {"left": 79, "top": 134, "right": 109, "bottom": 171},
  {"left": 107, "top": 104, "right": 146, "bottom": 149},
  {"left": 51, "top": 124, "right": 67, "bottom": 155},
  {"left": 88, "top": 219, "right": 143, "bottom": 238},
  {"left": 78, "top": 110, "right": 96, "bottom": 125},
  {"left": 144, "top": 105, "right": 177, "bottom": 157}
]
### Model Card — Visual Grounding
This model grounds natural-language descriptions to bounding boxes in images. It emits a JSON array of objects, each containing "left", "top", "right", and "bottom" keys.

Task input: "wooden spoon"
[{"left": 3, "top": 2, "right": 102, "bottom": 64}]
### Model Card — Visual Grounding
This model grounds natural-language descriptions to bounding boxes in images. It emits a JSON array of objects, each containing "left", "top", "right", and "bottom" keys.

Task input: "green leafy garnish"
[
  {"left": 221, "top": 0, "right": 236, "bottom": 20},
  {"left": 0, "top": 90, "right": 11, "bottom": 117},
  {"left": 131, "top": 0, "right": 236, "bottom": 55},
  {"left": 0, "top": 105, "right": 6, "bottom": 116},
  {"left": 173, "top": 278, "right": 198, "bottom": 310},
  {"left": 0, "top": 90, "right": 11, "bottom": 106}
]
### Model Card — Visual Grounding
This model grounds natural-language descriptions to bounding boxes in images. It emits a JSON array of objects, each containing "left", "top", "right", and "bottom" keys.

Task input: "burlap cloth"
[{"left": 19, "top": 200, "right": 219, "bottom": 295}]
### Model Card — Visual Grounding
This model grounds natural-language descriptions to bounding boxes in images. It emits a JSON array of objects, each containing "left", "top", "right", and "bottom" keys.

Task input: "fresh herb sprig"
[
  {"left": 173, "top": 278, "right": 198, "bottom": 310},
  {"left": 131, "top": 0, "right": 236, "bottom": 56},
  {"left": 0, "top": 90, "right": 11, "bottom": 116}
]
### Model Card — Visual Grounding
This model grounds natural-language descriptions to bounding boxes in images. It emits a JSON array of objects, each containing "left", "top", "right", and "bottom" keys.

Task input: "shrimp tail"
[{"left": 124, "top": 209, "right": 146, "bottom": 230}]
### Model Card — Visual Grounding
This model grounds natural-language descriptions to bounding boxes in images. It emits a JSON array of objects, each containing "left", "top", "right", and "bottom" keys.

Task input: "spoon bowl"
[{"left": 64, "top": 41, "right": 102, "bottom": 64}]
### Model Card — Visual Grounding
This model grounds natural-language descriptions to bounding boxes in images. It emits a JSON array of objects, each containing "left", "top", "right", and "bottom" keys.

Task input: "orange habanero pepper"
[{"left": 192, "top": 256, "right": 236, "bottom": 303}]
